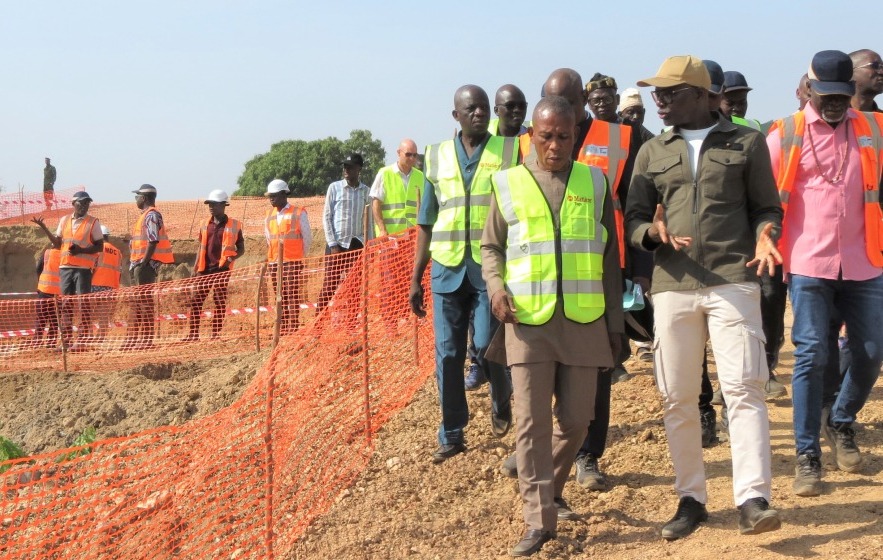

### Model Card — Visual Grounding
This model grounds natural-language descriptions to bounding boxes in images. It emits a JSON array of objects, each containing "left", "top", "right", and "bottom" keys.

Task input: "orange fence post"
[
  {"left": 264, "top": 357, "right": 276, "bottom": 560},
  {"left": 188, "top": 200, "right": 200, "bottom": 239},
  {"left": 272, "top": 242, "right": 283, "bottom": 349},
  {"left": 54, "top": 297, "right": 67, "bottom": 372},
  {"left": 361, "top": 230, "right": 371, "bottom": 446}
]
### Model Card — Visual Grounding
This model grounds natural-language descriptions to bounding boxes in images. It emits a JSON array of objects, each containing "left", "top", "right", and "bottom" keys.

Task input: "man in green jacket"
[{"left": 625, "top": 55, "right": 783, "bottom": 540}]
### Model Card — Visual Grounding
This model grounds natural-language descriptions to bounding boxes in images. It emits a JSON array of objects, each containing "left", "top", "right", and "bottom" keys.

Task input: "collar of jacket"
[{"left": 662, "top": 112, "right": 738, "bottom": 144}]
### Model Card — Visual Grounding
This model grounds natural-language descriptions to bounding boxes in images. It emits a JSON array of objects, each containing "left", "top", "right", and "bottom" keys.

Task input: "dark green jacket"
[{"left": 625, "top": 114, "right": 782, "bottom": 293}]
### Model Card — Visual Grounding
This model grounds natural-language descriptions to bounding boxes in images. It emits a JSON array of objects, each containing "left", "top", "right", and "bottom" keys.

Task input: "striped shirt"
[{"left": 323, "top": 179, "right": 370, "bottom": 248}]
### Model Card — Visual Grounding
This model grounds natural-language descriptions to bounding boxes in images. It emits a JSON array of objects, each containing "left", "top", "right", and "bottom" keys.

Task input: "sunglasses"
[
  {"left": 498, "top": 101, "right": 528, "bottom": 111},
  {"left": 855, "top": 61, "right": 883, "bottom": 71},
  {"left": 403, "top": 152, "right": 418, "bottom": 158},
  {"left": 651, "top": 86, "right": 695, "bottom": 105}
]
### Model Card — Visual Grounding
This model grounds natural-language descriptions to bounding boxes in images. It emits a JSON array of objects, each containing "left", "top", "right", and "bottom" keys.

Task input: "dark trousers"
[
  {"left": 60, "top": 268, "right": 93, "bottom": 343},
  {"left": 126, "top": 263, "right": 157, "bottom": 345},
  {"left": 318, "top": 240, "right": 363, "bottom": 326},
  {"left": 268, "top": 261, "right": 304, "bottom": 334},
  {"left": 578, "top": 334, "right": 629, "bottom": 458},
  {"left": 188, "top": 269, "right": 231, "bottom": 339},
  {"left": 34, "top": 292, "right": 59, "bottom": 347},
  {"left": 760, "top": 265, "right": 787, "bottom": 370}
]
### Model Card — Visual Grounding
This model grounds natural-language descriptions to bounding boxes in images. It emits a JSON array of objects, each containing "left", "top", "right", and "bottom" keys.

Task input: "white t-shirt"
[{"left": 679, "top": 125, "right": 715, "bottom": 177}]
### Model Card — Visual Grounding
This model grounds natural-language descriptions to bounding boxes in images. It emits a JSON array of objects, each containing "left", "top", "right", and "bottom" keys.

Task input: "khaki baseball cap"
[{"left": 637, "top": 55, "right": 711, "bottom": 90}]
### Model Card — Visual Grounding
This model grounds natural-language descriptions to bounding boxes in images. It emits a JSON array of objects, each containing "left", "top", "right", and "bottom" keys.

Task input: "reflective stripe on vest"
[
  {"left": 37, "top": 249, "right": 62, "bottom": 295},
  {"left": 375, "top": 165, "right": 422, "bottom": 235},
  {"left": 92, "top": 243, "right": 121, "bottom": 289},
  {"left": 771, "top": 110, "right": 883, "bottom": 268},
  {"left": 266, "top": 206, "right": 305, "bottom": 262},
  {"left": 130, "top": 208, "right": 175, "bottom": 264},
  {"left": 425, "top": 136, "right": 518, "bottom": 267},
  {"left": 196, "top": 217, "right": 242, "bottom": 272},
  {"left": 577, "top": 120, "right": 630, "bottom": 268},
  {"left": 492, "top": 163, "right": 607, "bottom": 325},
  {"left": 60, "top": 215, "right": 100, "bottom": 268}
]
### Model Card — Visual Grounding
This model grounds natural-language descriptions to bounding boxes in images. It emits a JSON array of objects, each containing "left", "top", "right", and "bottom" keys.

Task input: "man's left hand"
[{"left": 746, "top": 223, "right": 782, "bottom": 276}]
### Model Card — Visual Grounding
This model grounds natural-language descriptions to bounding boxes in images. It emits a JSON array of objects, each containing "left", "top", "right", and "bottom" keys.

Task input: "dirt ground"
[{"left": 290, "top": 335, "right": 883, "bottom": 559}]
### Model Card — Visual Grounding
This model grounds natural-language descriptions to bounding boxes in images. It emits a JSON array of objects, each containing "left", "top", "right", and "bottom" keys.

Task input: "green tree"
[{"left": 235, "top": 130, "right": 386, "bottom": 197}]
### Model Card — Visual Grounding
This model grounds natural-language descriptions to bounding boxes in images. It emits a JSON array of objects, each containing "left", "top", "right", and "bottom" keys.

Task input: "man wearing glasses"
[
  {"left": 488, "top": 84, "right": 529, "bottom": 138},
  {"left": 369, "top": 139, "right": 423, "bottom": 334},
  {"left": 767, "top": 50, "right": 883, "bottom": 497},
  {"left": 625, "top": 55, "right": 783, "bottom": 539},
  {"left": 849, "top": 49, "right": 883, "bottom": 112}
]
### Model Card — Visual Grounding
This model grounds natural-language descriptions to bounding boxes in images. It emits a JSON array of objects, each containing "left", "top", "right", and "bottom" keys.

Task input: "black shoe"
[
  {"left": 554, "top": 497, "right": 579, "bottom": 521},
  {"left": 700, "top": 408, "right": 718, "bottom": 448},
  {"left": 574, "top": 454, "right": 607, "bottom": 491},
  {"left": 431, "top": 443, "right": 466, "bottom": 464},
  {"left": 491, "top": 407, "right": 512, "bottom": 437},
  {"left": 793, "top": 453, "right": 822, "bottom": 497},
  {"left": 661, "top": 497, "right": 708, "bottom": 540},
  {"left": 501, "top": 453, "right": 517, "bottom": 478},
  {"left": 738, "top": 497, "right": 781, "bottom": 535},
  {"left": 510, "top": 529, "right": 555, "bottom": 557}
]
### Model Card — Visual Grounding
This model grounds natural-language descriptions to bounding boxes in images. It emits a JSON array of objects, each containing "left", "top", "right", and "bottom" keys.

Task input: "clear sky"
[{"left": 0, "top": 1, "right": 869, "bottom": 203}]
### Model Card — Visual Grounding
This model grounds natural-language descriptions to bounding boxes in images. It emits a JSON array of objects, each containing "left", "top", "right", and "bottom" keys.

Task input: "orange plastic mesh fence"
[
  {"left": 0, "top": 187, "right": 80, "bottom": 222},
  {"left": 0, "top": 194, "right": 327, "bottom": 237},
  {"left": 0, "top": 229, "right": 434, "bottom": 559}
]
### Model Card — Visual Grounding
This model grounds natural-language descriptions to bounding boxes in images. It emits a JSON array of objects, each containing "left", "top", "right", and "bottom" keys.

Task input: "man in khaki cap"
[{"left": 625, "top": 55, "right": 783, "bottom": 540}]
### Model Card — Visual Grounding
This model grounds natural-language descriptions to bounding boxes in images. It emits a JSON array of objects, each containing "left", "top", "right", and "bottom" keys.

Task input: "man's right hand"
[
  {"left": 329, "top": 245, "right": 343, "bottom": 254},
  {"left": 409, "top": 280, "right": 426, "bottom": 318},
  {"left": 491, "top": 290, "right": 519, "bottom": 324},
  {"left": 647, "top": 204, "right": 692, "bottom": 250}
]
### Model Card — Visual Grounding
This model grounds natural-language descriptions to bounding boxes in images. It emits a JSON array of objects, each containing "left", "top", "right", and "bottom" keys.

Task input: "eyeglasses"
[
  {"left": 588, "top": 94, "right": 616, "bottom": 107},
  {"left": 498, "top": 101, "right": 527, "bottom": 111},
  {"left": 651, "top": 86, "right": 695, "bottom": 105},
  {"left": 403, "top": 152, "right": 418, "bottom": 158},
  {"left": 855, "top": 61, "right": 883, "bottom": 72}
]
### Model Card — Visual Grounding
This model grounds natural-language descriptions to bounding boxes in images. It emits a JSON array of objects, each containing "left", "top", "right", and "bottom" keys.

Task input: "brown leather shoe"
[
  {"left": 511, "top": 529, "right": 555, "bottom": 557},
  {"left": 431, "top": 443, "right": 466, "bottom": 464}
]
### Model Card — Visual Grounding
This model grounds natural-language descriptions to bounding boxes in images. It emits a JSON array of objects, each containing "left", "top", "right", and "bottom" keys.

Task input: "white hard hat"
[
  {"left": 265, "top": 179, "right": 290, "bottom": 196},
  {"left": 100, "top": 225, "right": 111, "bottom": 236},
  {"left": 205, "top": 189, "right": 230, "bottom": 204}
]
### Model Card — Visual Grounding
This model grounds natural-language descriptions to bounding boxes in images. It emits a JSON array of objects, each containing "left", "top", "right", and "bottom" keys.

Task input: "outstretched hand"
[
  {"left": 746, "top": 222, "right": 782, "bottom": 276},
  {"left": 648, "top": 204, "right": 692, "bottom": 250}
]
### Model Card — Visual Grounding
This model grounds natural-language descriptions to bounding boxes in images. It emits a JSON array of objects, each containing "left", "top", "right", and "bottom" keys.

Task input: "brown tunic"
[{"left": 481, "top": 160, "right": 623, "bottom": 367}]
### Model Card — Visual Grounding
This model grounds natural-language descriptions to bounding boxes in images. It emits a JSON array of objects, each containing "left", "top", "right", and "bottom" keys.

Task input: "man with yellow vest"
[
  {"left": 721, "top": 71, "right": 763, "bottom": 131},
  {"left": 90, "top": 225, "right": 122, "bottom": 343},
  {"left": 265, "top": 179, "right": 311, "bottom": 333},
  {"left": 33, "top": 247, "right": 62, "bottom": 348},
  {"left": 31, "top": 190, "right": 104, "bottom": 349},
  {"left": 409, "top": 84, "right": 517, "bottom": 464},
  {"left": 370, "top": 139, "right": 422, "bottom": 334},
  {"left": 185, "top": 189, "right": 245, "bottom": 341},
  {"left": 125, "top": 184, "right": 174, "bottom": 350},
  {"left": 767, "top": 50, "right": 883, "bottom": 497},
  {"left": 482, "top": 96, "right": 623, "bottom": 557}
]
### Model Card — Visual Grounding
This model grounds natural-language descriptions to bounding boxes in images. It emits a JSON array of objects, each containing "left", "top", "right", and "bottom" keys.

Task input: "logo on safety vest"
[
  {"left": 858, "top": 136, "right": 874, "bottom": 148},
  {"left": 479, "top": 162, "right": 501, "bottom": 169},
  {"left": 584, "top": 145, "right": 608, "bottom": 157},
  {"left": 567, "top": 195, "right": 592, "bottom": 203}
]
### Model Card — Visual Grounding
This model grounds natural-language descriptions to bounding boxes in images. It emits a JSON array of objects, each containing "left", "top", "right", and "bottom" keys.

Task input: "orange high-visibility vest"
[
  {"left": 577, "top": 120, "right": 632, "bottom": 269},
  {"left": 59, "top": 215, "right": 100, "bottom": 268},
  {"left": 769, "top": 110, "right": 883, "bottom": 268},
  {"left": 196, "top": 217, "right": 242, "bottom": 272},
  {"left": 92, "top": 242, "right": 122, "bottom": 289},
  {"left": 266, "top": 206, "right": 305, "bottom": 262},
  {"left": 37, "top": 248, "right": 61, "bottom": 295},
  {"left": 130, "top": 207, "right": 175, "bottom": 264}
]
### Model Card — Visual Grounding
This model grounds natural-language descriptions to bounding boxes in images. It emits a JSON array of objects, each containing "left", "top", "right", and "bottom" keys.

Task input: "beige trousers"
[
  {"left": 652, "top": 282, "right": 772, "bottom": 506},
  {"left": 512, "top": 362, "right": 598, "bottom": 531}
]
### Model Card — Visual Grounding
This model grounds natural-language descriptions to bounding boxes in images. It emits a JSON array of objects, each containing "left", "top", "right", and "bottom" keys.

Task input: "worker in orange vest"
[
  {"left": 124, "top": 184, "right": 174, "bottom": 350},
  {"left": 185, "top": 189, "right": 245, "bottom": 341},
  {"left": 33, "top": 247, "right": 62, "bottom": 348},
  {"left": 265, "top": 179, "right": 311, "bottom": 333},
  {"left": 91, "top": 225, "right": 122, "bottom": 342}
]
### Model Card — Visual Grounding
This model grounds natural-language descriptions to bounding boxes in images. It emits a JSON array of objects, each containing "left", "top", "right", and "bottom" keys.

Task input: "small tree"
[{"left": 235, "top": 130, "right": 386, "bottom": 197}]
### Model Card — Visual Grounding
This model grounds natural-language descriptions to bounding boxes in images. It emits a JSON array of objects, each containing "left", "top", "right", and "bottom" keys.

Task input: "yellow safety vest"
[
  {"left": 374, "top": 165, "right": 422, "bottom": 235},
  {"left": 425, "top": 136, "right": 518, "bottom": 267},
  {"left": 492, "top": 162, "right": 608, "bottom": 324}
]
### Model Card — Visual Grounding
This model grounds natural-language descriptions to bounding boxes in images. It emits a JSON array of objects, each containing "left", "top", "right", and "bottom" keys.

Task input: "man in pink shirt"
[{"left": 767, "top": 50, "right": 883, "bottom": 498}]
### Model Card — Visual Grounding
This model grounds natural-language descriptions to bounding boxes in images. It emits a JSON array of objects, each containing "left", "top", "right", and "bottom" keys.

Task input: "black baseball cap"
[
  {"left": 808, "top": 50, "right": 856, "bottom": 96},
  {"left": 723, "top": 71, "right": 753, "bottom": 93},
  {"left": 342, "top": 153, "right": 364, "bottom": 167},
  {"left": 702, "top": 60, "right": 725, "bottom": 95}
]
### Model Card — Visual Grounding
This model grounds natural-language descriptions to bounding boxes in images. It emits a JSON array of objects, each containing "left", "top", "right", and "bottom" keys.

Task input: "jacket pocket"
[{"left": 703, "top": 150, "right": 747, "bottom": 202}]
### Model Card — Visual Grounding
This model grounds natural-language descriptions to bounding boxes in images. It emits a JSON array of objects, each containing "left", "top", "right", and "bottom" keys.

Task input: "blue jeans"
[
  {"left": 789, "top": 273, "right": 883, "bottom": 456},
  {"left": 432, "top": 279, "right": 511, "bottom": 445}
]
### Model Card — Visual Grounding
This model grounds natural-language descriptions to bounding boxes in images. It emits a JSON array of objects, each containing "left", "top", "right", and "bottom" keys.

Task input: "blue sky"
[{"left": 0, "top": 1, "right": 868, "bottom": 203}]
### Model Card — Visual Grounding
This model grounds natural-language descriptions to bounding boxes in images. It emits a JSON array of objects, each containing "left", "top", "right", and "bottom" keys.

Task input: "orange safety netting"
[
  {"left": 0, "top": 187, "right": 80, "bottom": 222},
  {"left": 0, "top": 229, "right": 434, "bottom": 559},
  {"left": 0, "top": 193, "right": 327, "bottom": 238}
]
